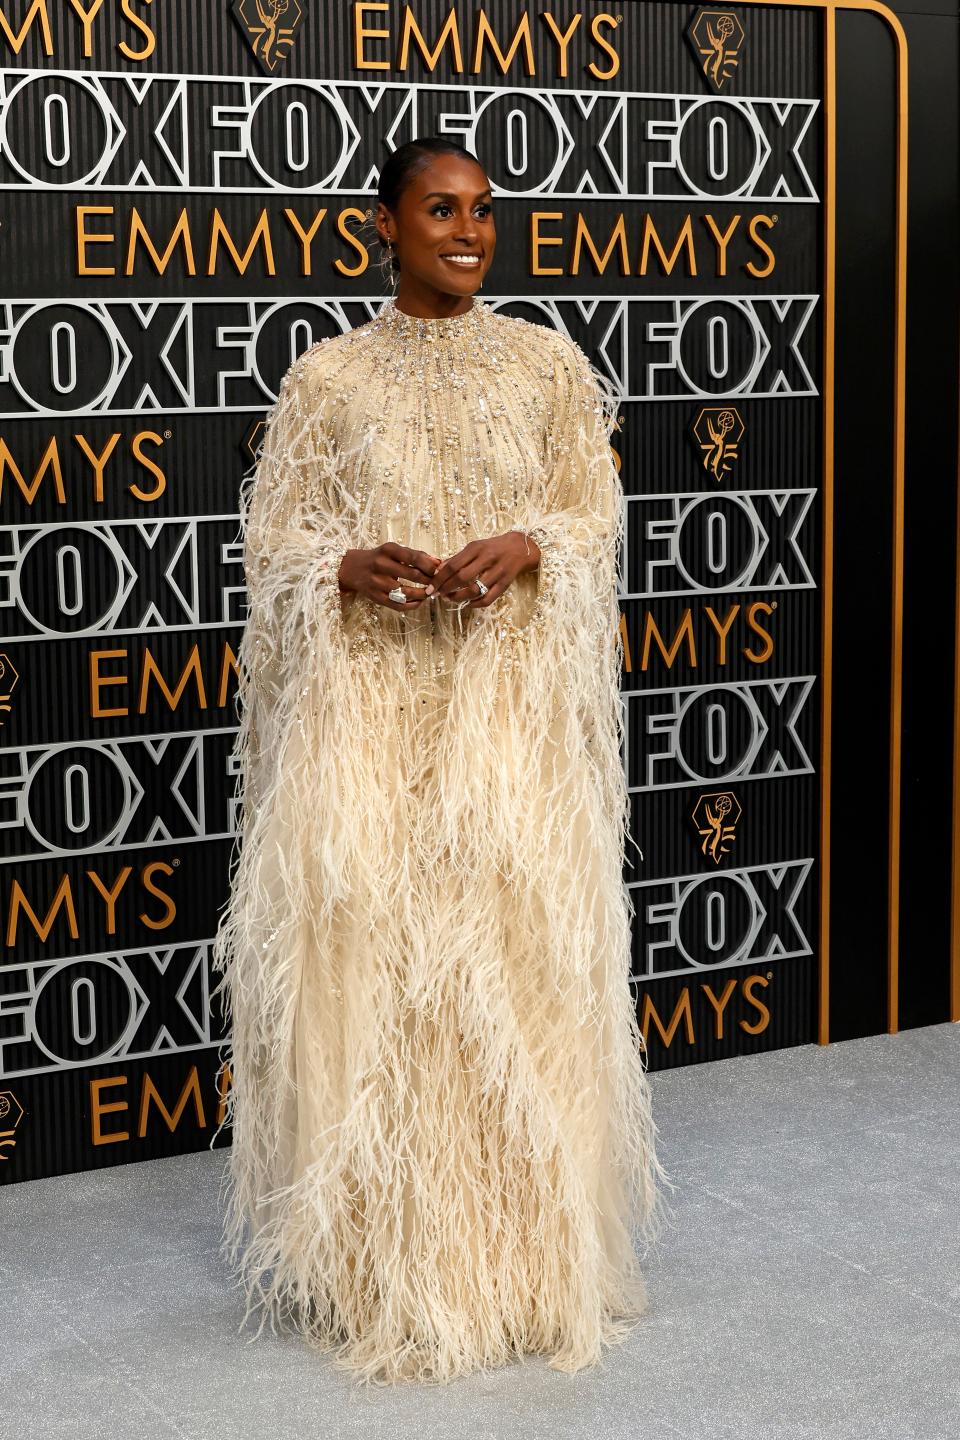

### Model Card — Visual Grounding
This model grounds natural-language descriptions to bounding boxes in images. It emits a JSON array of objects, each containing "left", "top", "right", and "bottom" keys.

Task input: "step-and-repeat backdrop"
[{"left": 0, "top": 1, "right": 955, "bottom": 1181}]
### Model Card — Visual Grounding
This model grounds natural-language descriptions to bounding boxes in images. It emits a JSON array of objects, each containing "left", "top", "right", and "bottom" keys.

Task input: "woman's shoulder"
[
  {"left": 483, "top": 306, "right": 591, "bottom": 375},
  {"left": 486, "top": 308, "right": 621, "bottom": 426},
  {"left": 294, "top": 326, "right": 360, "bottom": 373},
  {"left": 272, "top": 326, "right": 366, "bottom": 404}
]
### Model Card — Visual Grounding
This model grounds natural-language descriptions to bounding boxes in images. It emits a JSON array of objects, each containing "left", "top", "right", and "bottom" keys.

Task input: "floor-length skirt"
[{"left": 215, "top": 614, "right": 671, "bottom": 1385}]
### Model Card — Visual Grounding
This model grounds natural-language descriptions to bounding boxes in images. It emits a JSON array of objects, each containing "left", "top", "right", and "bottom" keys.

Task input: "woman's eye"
[{"left": 431, "top": 203, "right": 493, "bottom": 218}]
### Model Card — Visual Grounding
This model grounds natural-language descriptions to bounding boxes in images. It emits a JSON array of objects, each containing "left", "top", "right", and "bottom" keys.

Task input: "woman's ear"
[{"left": 375, "top": 202, "right": 394, "bottom": 248}]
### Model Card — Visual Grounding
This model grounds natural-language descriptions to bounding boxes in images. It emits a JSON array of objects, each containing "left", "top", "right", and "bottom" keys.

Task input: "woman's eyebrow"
[{"left": 420, "top": 189, "right": 493, "bottom": 202}]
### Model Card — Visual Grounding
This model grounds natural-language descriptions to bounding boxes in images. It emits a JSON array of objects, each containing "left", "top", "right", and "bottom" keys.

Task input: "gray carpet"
[{"left": 4, "top": 1023, "right": 958, "bottom": 1440}]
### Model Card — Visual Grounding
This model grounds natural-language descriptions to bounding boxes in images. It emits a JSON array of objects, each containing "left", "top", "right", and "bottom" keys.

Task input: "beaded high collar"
[{"left": 376, "top": 296, "right": 487, "bottom": 344}]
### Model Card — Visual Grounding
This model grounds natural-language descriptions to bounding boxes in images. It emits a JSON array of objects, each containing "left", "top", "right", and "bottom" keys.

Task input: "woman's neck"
[{"left": 392, "top": 280, "right": 476, "bottom": 320}]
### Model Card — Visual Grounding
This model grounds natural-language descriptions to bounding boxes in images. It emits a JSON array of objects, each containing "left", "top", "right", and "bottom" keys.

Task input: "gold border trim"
[
  {"left": 740, "top": 0, "right": 907, "bottom": 1042},
  {"left": 833, "top": 1, "right": 908, "bottom": 1039},
  {"left": 881, "top": 3, "right": 908, "bottom": 1038}
]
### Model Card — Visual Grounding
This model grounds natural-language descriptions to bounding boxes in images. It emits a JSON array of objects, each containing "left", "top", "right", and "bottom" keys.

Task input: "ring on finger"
[{"left": 475, "top": 577, "right": 489, "bottom": 596}]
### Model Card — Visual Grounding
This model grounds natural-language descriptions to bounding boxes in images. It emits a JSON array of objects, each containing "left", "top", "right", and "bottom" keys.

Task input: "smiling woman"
[
  {"left": 212, "top": 136, "right": 672, "bottom": 1386},
  {"left": 373, "top": 144, "right": 494, "bottom": 315}
]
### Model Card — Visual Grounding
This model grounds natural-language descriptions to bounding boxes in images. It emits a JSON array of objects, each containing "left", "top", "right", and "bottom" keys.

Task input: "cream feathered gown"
[{"left": 211, "top": 296, "right": 671, "bottom": 1384}]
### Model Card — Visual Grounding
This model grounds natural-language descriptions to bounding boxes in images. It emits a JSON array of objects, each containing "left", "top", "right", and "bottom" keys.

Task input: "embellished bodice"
[{"left": 295, "top": 297, "right": 567, "bottom": 673}]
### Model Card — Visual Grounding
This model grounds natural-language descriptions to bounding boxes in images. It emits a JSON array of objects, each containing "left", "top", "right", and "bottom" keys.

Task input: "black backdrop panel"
[
  {"left": 0, "top": 0, "right": 953, "bottom": 1182},
  {"left": 892, "top": 3, "right": 960, "bottom": 1033}
]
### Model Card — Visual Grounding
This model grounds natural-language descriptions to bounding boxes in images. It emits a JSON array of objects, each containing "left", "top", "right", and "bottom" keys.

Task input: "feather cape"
[{"left": 211, "top": 297, "right": 673, "bottom": 1384}]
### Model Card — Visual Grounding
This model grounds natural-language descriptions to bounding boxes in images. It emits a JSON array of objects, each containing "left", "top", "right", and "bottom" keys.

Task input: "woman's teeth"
[{"left": 443, "top": 255, "right": 480, "bottom": 266}]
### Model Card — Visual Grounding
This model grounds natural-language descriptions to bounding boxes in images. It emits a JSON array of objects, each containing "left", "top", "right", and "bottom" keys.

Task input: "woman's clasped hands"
[{"left": 337, "top": 533, "right": 541, "bottom": 614}]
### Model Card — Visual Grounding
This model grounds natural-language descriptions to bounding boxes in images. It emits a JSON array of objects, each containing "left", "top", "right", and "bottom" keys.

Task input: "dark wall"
[
  {"left": 892, "top": 0, "right": 960, "bottom": 1033},
  {"left": 0, "top": 0, "right": 955, "bottom": 1182},
  {"left": 829, "top": 0, "right": 959, "bottom": 1040}
]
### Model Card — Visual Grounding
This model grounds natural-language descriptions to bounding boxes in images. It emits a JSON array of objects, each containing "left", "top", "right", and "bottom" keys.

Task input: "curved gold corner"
[
  {"left": 835, "top": 0, "right": 908, "bottom": 1039},
  {"left": 740, "top": 0, "right": 907, "bottom": 1042}
]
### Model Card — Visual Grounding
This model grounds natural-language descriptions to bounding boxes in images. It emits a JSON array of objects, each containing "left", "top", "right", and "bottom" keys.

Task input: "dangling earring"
[
  {"left": 376, "top": 232, "right": 395, "bottom": 295},
  {"left": 387, "top": 241, "right": 398, "bottom": 295}
]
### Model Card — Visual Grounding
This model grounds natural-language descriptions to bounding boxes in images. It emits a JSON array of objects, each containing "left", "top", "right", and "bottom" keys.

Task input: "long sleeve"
[
  {"left": 235, "top": 357, "right": 357, "bottom": 807},
  {"left": 515, "top": 336, "right": 627, "bottom": 636},
  {"left": 241, "top": 361, "right": 354, "bottom": 702},
  {"left": 505, "top": 337, "right": 628, "bottom": 829},
  {"left": 212, "top": 355, "right": 366, "bottom": 1213}
]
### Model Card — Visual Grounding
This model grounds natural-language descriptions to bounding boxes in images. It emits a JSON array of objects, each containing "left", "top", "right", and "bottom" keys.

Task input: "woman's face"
[{"left": 376, "top": 152, "right": 496, "bottom": 308}]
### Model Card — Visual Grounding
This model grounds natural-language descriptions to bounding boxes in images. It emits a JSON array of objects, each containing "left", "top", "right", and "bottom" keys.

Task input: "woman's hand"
[
  {"left": 426, "top": 531, "right": 541, "bottom": 608},
  {"left": 337, "top": 542, "right": 442, "bottom": 611}
]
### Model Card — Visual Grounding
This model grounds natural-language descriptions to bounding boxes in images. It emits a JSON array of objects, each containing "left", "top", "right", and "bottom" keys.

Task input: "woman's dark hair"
[
  {"left": 376, "top": 138, "right": 488, "bottom": 270},
  {"left": 377, "top": 137, "right": 485, "bottom": 210}
]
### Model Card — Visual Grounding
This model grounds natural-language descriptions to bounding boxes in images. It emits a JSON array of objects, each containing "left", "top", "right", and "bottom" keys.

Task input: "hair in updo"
[{"left": 376, "top": 138, "right": 489, "bottom": 271}]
